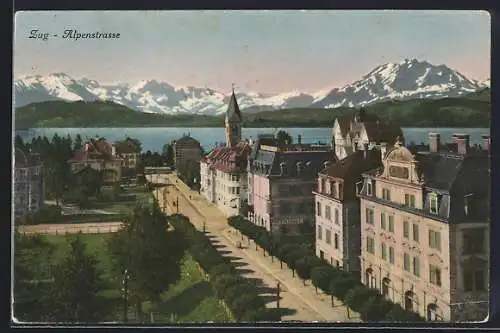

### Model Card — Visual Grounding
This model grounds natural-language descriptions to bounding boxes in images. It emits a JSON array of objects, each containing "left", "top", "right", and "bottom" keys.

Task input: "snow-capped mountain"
[
  {"left": 14, "top": 59, "right": 487, "bottom": 115},
  {"left": 312, "top": 58, "right": 483, "bottom": 108},
  {"left": 479, "top": 78, "right": 490, "bottom": 88}
]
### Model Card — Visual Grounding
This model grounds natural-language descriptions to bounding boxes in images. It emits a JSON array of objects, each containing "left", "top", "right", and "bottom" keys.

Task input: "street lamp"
[
  {"left": 203, "top": 219, "right": 206, "bottom": 233},
  {"left": 276, "top": 281, "right": 281, "bottom": 309},
  {"left": 122, "top": 268, "right": 131, "bottom": 323}
]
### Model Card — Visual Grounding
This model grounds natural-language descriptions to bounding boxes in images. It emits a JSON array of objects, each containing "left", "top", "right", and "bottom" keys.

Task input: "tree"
[
  {"left": 276, "top": 130, "right": 293, "bottom": 145},
  {"left": 47, "top": 237, "right": 110, "bottom": 322},
  {"left": 73, "top": 134, "right": 83, "bottom": 152},
  {"left": 295, "top": 256, "right": 321, "bottom": 285},
  {"left": 162, "top": 143, "right": 174, "bottom": 166},
  {"left": 108, "top": 203, "right": 187, "bottom": 318}
]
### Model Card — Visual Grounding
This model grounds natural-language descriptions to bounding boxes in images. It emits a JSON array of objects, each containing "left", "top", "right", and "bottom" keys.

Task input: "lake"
[{"left": 15, "top": 127, "right": 490, "bottom": 153}]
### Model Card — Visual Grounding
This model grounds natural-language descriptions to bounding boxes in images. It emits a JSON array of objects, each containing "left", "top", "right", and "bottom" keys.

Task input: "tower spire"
[{"left": 232, "top": 83, "right": 235, "bottom": 94}]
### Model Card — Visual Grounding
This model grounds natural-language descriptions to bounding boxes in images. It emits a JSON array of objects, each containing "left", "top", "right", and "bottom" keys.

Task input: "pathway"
[{"left": 17, "top": 222, "right": 124, "bottom": 236}]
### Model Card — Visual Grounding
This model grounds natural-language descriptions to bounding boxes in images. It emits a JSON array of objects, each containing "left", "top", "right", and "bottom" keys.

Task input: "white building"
[
  {"left": 199, "top": 88, "right": 252, "bottom": 217},
  {"left": 14, "top": 148, "right": 44, "bottom": 219}
]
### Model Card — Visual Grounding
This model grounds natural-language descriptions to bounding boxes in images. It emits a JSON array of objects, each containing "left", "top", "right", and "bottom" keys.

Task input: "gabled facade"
[
  {"left": 314, "top": 148, "right": 382, "bottom": 273},
  {"left": 357, "top": 133, "right": 490, "bottom": 322},
  {"left": 68, "top": 137, "right": 122, "bottom": 182},
  {"left": 248, "top": 136, "right": 335, "bottom": 235},
  {"left": 173, "top": 135, "right": 202, "bottom": 172},
  {"left": 332, "top": 110, "right": 403, "bottom": 160}
]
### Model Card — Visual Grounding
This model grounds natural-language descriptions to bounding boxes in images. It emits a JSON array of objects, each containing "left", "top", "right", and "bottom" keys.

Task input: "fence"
[{"left": 17, "top": 222, "right": 124, "bottom": 236}]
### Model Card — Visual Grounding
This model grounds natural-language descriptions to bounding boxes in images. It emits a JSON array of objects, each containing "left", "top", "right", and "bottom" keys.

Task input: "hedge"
[
  {"left": 228, "top": 215, "right": 425, "bottom": 322},
  {"left": 168, "top": 214, "right": 279, "bottom": 322}
]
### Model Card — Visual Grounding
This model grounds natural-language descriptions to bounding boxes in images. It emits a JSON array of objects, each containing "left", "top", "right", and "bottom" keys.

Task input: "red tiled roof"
[{"left": 201, "top": 141, "right": 252, "bottom": 173}]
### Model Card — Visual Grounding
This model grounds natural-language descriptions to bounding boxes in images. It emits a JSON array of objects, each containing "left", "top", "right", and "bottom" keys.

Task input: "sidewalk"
[{"left": 152, "top": 174, "right": 361, "bottom": 322}]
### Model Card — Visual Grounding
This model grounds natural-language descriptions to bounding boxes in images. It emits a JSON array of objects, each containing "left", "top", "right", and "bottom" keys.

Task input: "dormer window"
[
  {"left": 331, "top": 181, "right": 337, "bottom": 197},
  {"left": 366, "top": 180, "right": 373, "bottom": 196},
  {"left": 429, "top": 193, "right": 439, "bottom": 214},
  {"left": 280, "top": 162, "right": 288, "bottom": 175},
  {"left": 382, "top": 188, "right": 391, "bottom": 201}
]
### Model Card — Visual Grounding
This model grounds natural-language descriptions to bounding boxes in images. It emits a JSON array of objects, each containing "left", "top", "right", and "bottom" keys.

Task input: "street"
[{"left": 148, "top": 173, "right": 360, "bottom": 322}]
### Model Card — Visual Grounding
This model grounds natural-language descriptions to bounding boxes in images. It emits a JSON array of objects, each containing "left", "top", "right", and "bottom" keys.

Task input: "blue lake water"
[{"left": 15, "top": 127, "right": 490, "bottom": 153}]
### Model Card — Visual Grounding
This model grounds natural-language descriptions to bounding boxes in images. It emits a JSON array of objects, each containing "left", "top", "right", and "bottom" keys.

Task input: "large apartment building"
[
  {"left": 314, "top": 147, "right": 382, "bottom": 273},
  {"left": 199, "top": 88, "right": 252, "bottom": 217},
  {"left": 247, "top": 135, "right": 335, "bottom": 234},
  {"left": 14, "top": 148, "right": 45, "bottom": 219},
  {"left": 357, "top": 133, "right": 490, "bottom": 322}
]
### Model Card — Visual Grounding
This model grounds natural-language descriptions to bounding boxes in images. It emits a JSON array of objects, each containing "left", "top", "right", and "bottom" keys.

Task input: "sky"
[{"left": 14, "top": 10, "right": 490, "bottom": 94}]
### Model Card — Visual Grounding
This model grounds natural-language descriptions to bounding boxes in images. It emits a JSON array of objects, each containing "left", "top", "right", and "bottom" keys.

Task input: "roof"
[
  {"left": 320, "top": 149, "right": 382, "bottom": 180},
  {"left": 114, "top": 138, "right": 141, "bottom": 154},
  {"left": 336, "top": 116, "right": 351, "bottom": 136},
  {"left": 251, "top": 146, "right": 335, "bottom": 179},
  {"left": 201, "top": 141, "right": 252, "bottom": 173},
  {"left": 362, "top": 121, "right": 404, "bottom": 145},
  {"left": 175, "top": 135, "right": 200, "bottom": 146},
  {"left": 225, "top": 90, "right": 242, "bottom": 123},
  {"left": 68, "top": 138, "right": 119, "bottom": 162},
  {"left": 15, "top": 147, "right": 41, "bottom": 167}
]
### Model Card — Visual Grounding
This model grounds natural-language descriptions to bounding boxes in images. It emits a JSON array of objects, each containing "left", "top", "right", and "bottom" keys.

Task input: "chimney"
[
  {"left": 380, "top": 142, "right": 388, "bottom": 159},
  {"left": 298, "top": 135, "right": 302, "bottom": 145},
  {"left": 455, "top": 134, "right": 470, "bottom": 154},
  {"left": 429, "top": 132, "right": 441, "bottom": 153},
  {"left": 111, "top": 145, "right": 116, "bottom": 156},
  {"left": 482, "top": 135, "right": 491, "bottom": 153},
  {"left": 84, "top": 143, "right": 90, "bottom": 152}
]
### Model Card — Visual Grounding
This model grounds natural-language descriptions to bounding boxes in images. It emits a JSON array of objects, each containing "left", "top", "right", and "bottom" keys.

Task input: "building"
[
  {"left": 199, "top": 88, "right": 252, "bottom": 217},
  {"left": 173, "top": 134, "right": 202, "bottom": 172},
  {"left": 14, "top": 148, "right": 44, "bottom": 219},
  {"left": 332, "top": 109, "right": 403, "bottom": 160},
  {"left": 113, "top": 137, "right": 141, "bottom": 169},
  {"left": 248, "top": 135, "right": 335, "bottom": 234},
  {"left": 314, "top": 147, "right": 382, "bottom": 273},
  {"left": 357, "top": 133, "right": 490, "bottom": 321},
  {"left": 68, "top": 137, "right": 122, "bottom": 183}
]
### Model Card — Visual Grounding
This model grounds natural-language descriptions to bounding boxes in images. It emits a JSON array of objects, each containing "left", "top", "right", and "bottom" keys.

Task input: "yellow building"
[{"left": 357, "top": 133, "right": 490, "bottom": 322}]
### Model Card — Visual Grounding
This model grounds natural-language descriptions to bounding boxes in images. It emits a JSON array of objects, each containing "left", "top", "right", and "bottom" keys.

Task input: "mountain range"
[{"left": 14, "top": 58, "right": 490, "bottom": 115}]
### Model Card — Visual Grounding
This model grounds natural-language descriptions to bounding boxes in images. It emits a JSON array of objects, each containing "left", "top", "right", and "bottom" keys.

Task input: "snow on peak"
[{"left": 14, "top": 59, "right": 485, "bottom": 115}]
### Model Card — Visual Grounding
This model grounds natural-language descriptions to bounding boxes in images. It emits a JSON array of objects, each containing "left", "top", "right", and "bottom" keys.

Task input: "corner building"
[{"left": 357, "top": 133, "right": 490, "bottom": 321}]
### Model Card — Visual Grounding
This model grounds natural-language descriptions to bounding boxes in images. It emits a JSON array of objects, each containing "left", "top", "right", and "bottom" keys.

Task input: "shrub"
[{"left": 344, "top": 285, "right": 379, "bottom": 312}]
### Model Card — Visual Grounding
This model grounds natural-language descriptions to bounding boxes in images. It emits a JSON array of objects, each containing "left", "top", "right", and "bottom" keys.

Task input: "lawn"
[{"left": 39, "top": 234, "right": 232, "bottom": 323}]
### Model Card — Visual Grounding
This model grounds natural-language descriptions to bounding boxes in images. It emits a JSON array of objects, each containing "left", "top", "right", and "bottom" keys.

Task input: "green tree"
[
  {"left": 73, "top": 134, "right": 83, "bottom": 152},
  {"left": 276, "top": 130, "right": 293, "bottom": 145},
  {"left": 108, "top": 203, "right": 187, "bottom": 319},
  {"left": 162, "top": 143, "right": 174, "bottom": 166},
  {"left": 47, "top": 237, "right": 110, "bottom": 322}
]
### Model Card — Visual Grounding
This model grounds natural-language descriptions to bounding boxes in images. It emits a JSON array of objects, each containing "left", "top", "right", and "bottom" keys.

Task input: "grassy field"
[{"left": 40, "top": 234, "right": 231, "bottom": 323}]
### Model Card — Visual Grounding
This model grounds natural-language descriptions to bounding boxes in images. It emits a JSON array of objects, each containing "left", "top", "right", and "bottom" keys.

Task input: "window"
[
  {"left": 381, "top": 243, "right": 387, "bottom": 260},
  {"left": 429, "top": 230, "right": 441, "bottom": 251},
  {"left": 366, "top": 208, "right": 374, "bottom": 225},
  {"left": 429, "top": 265, "right": 442, "bottom": 286},
  {"left": 366, "top": 237, "right": 375, "bottom": 254},
  {"left": 382, "top": 188, "right": 391, "bottom": 201},
  {"left": 430, "top": 193, "right": 439, "bottom": 214},
  {"left": 316, "top": 202, "right": 322, "bottom": 217},
  {"left": 405, "top": 194, "right": 416, "bottom": 208},
  {"left": 403, "top": 253, "right": 411, "bottom": 271},
  {"left": 367, "top": 180, "right": 373, "bottom": 196},
  {"left": 331, "top": 181, "right": 337, "bottom": 198},
  {"left": 338, "top": 183, "right": 343, "bottom": 198},
  {"left": 413, "top": 256, "right": 420, "bottom": 277},
  {"left": 388, "top": 215, "right": 394, "bottom": 233},
  {"left": 412, "top": 224, "right": 419, "bottom": 242},
  {"left": 317, "top": 225, "right": 322, "bottom": 240},
  {"left": 334, "top": 208, "right": 339, "bottom": 224},
  {"left": 380, "top": 213, "right": 386, "bottom": 230},
  {"left": 463, "top": 268, "right": 485, "bottom": 292},
  {"left": 462, "top": 228, "right": 486, "bottom": 254},
  {"left": 325, "top": 205, "right": 331, "bottom": 220},
  {"left": 334, "top": 233, "right": 339, "bottom": 249},
  {"left": 389, "top": 246, "right": 395, "bottom": 264},
  {"left": 403, "top": 220, "right": 409, "bottom": 238},
  {"left": 382, "top": 278, "right": 390, "bottom": 298},
  {"left": 326, "top": 229, "right": 332, "bottom": 244}
]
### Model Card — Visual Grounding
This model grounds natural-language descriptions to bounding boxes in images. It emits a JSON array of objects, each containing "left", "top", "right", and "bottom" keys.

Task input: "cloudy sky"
[{"left": 14, "top": 10, "right": 490, "bottom": 94}]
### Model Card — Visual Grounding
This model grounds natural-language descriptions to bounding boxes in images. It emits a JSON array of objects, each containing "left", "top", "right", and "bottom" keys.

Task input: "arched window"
[
  {"left": 382, "top": 277, "right": 391, "bottom": 298},
  {"left": 404, "top": 291, "right": 415, "bottom": 311},
  {"left": 365, "top": 268, "right": 376, "bottom": 289},
  {"left": 427, "top": 303, "right": 441, "bottom": 321}
]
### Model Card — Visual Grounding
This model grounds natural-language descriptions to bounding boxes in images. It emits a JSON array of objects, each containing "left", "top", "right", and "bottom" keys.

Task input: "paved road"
[
  {"left": 17, "top": 222, "right": 124, "bottom": 236},
  {"left": 148, "top": 173, "right": 360, "bottom": 323}
]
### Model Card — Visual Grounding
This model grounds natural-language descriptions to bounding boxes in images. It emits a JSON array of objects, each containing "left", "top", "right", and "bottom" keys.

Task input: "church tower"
[{"left": 225, "top": 85, "right": 242, "bottom": 148}]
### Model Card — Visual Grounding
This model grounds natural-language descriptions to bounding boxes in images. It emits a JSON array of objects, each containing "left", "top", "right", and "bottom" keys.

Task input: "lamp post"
[
  {"left": 203, "top": 219, "right": 206, "bottom": 233},
  {"left": 176, "top": 196, "right": 179, "bottom": 213},
  {"left": 276, "top": 281, "right": 281, "bottom": 309},
  {"left": 122, "top": 268, "right": 130, "bottom": 323}
]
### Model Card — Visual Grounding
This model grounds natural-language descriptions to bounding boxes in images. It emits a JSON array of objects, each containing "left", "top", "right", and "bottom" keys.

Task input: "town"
[{"left": 13, "top": 88, "right": 490, "bottom": 323}]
